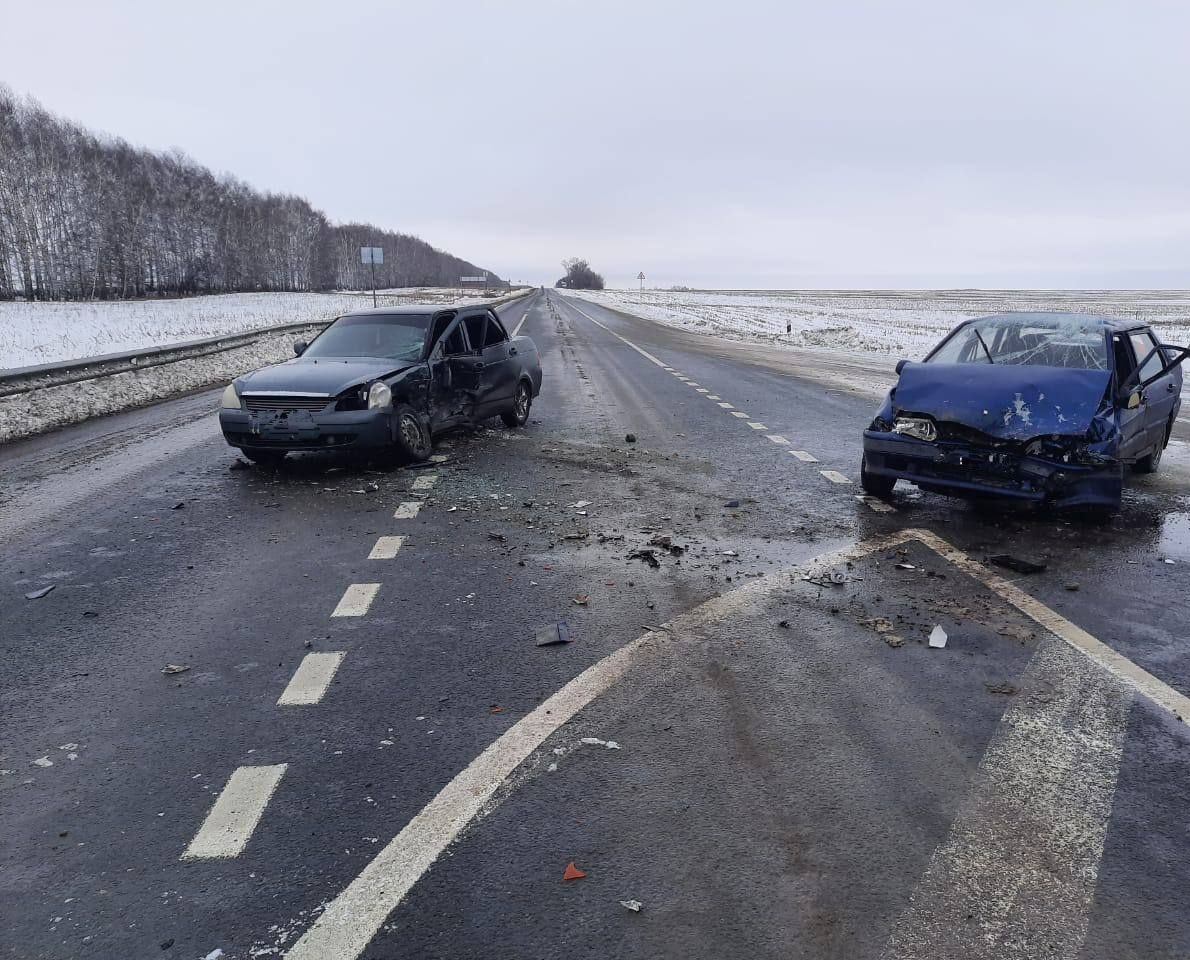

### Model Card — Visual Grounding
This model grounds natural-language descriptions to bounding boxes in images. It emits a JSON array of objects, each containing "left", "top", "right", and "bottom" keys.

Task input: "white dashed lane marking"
[
  {"left": 731, "top": 411, "right": 750, "bottom": 419},
  {"left": 696, "top": 387, "right": 709, "bottom": 393},
  {"left": 747, "top": 422, "right": 768, "bottom": 430},
  {"left": 766, "top": 434, "right": 790, "bottom": 445},
  {"left": 368, "top": 535, "right": 406, "bottom": 560},
  {"left": 707, "top": 394, "right": 721, "bottom": 400},
  {"left": 856, "top": 494, "right": 896, "bottom": 513},
  {"left": 429, "top": 455, "right": 448, "bottom": 463},
  {"left": 718, "top": 402, "right": 734, "bottom": 409},
  {"left": 790, "top": 450, "right": 819, "bottom": 462},
  {"left": 393, "top": 501, "right": 421, "bottom": 520},
  {"left": 278, "top": 652, "right": 347, "bottom": 706},
  {"left": 821, "top": 470, "right": 852, "bottom": 484},
  {"left": 332, "top": 583, "right": 381, "bottom": 617},
  {"left": 182, "top": 764, "right": 288, "bottom": 860},
  {"left": 411, "top": 474, "right": 438, "bottom": 491}
]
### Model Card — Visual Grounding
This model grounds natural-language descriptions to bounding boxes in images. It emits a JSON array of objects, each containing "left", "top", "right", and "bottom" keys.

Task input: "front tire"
[
  {"left": 501, "top": 381, "right": 532, "bottom": 428},
  {"left": 392, "top": 404, "right": 432, "bottom": 462},
  {"left": 860, "top": 454, "right": 896, "bottom": 497}
]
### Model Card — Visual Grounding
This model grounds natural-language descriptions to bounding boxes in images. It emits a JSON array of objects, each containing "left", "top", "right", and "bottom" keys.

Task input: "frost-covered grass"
[
  {"left": 0, "top": 288, "right": 496, "bottom": 371},
  {"left": 567, "top": 288, "right": 1190, "bottom": 360}
]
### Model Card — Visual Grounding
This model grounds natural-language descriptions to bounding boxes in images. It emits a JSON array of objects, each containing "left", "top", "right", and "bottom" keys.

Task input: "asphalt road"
[{"left": 3, "top": 290, "right": 1189, "bottom": 959}]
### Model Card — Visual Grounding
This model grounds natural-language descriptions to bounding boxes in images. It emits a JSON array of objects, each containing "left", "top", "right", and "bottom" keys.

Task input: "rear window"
[{"left": 927, "top": 316, "right": 1108, "bottom": 370}]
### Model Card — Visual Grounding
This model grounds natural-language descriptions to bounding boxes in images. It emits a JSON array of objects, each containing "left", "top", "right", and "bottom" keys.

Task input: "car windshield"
[
  {"left": 303, "top": 313, "right": 431, "bottom": 360},
  {"left": 926, "top": 316, "right": 1108, "bottom": 370}
]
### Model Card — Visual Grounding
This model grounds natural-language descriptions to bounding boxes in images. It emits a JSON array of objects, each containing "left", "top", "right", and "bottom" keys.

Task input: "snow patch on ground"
[
  {"left": 0, "top": 289, "right": 494, "bottom": 371},
  {"left": 566, "top": 288, "right": 1190, "bottom": 360}
]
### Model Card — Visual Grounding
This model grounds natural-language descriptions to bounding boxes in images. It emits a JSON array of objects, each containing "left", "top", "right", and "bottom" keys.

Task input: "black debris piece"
[
  {"left": 989, "top": 555, "right": 1047, "bottom": 575},
  {"left": 628, "top": 548, "right": 662, "bottom": 569},
  {"left": 723, "top": 500, "right": 740, "bottom": 508},
  {"left": 535, "top": 622, "right": 573, "bottom": 647},
  {"left": 625, "top": 433, "right": 637, "bottom": 443}
]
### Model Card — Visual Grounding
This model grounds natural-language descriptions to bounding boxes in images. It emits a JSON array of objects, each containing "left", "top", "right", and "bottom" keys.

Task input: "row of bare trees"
[{"left": 0, "top": 87, "right": 498, "bottom": 300}]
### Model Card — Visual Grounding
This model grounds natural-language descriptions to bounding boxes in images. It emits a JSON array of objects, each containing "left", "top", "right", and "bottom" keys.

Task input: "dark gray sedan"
[{"left": 219, "top": 305, "right": 542, "bottom": 463}]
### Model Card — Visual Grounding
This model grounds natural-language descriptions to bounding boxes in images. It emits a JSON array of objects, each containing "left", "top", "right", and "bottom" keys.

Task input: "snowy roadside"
[
  {"left": 0, "top": 288, "right": 498, "bottom": 371},
  {"left": 565, "top": 288, "right": 1190, "bottom": 361}
]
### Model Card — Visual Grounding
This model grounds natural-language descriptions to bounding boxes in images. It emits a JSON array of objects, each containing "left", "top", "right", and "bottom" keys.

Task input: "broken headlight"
[
  {"left": 220, "top": 383, "right": 241, "bottom": 409},
  {"left": 1024, "top": 436, "right": 1092, "bottom": 464},
  {"left": 367, "top": 382, "right": 392, "bottom": 410},
  {"left": 892, "top": 416, "right": 937, "bottom": 442}
]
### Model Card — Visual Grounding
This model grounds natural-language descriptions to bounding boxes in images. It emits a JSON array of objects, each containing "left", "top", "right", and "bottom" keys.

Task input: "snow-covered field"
[
  {"left": 0, "top": 289, "right": 496, "bottom": 371},
  {"left": 567, "top": 289, "right": 1190, "bottom": 359}
]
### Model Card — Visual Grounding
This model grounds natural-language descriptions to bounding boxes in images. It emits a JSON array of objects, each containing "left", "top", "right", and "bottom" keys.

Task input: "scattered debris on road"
[
  {"left": 620, "top": 899, "right": 644, "bottom": 912},
  {"left": 625, "top": 434, "right": 636, "bottom": 443},
  {"left": 580, "top": 737, "right": 621, "bottom": 749},
  {"left": 628, "top": 547, "right": 661, "bottom": 569},
  {"left": 648, "top": 534, "right": 686, "bottom": 556},
  {"left": 573, "top": 594, "right": 590, "bottom": 605},
  {"left": 989, "top": 554, "right": 1047, "bottom": 575},
  {"left": 162, "top": 664, "right": 191, "bottom": 675},
  {"left": 171, "top": 501, "right": 185, "bottom": 510},
  {"left": 31, "top": 756, "right": 53, "bottom": 768},
  {"left": 563, "top": 862, "right": 587, "bottom": 881},
  {"left": 535, "top": 622, "right": 573, "bottom": 646},
  {"left": 928, "top": 625, "right": 948, "bottom": 649},
  {"left": 895, "top": 562, "right": 916, "bottom": 570},
  {"left": 24, "top": 585, "right": 55, "bottom": 600}
]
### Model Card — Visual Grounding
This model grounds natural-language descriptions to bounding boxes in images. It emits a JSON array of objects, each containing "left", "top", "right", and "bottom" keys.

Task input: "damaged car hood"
[
  {"left": 236, "top": 358, "right": 414, "bottom": 396},
  {"left": 894, "top": 362, "right": 1112, "bottom": 439}
]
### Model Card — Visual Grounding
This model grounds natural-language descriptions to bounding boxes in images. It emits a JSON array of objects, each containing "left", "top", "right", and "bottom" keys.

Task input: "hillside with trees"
[{"left": 0, "top": 87, "right": 500, "bottom": 300}]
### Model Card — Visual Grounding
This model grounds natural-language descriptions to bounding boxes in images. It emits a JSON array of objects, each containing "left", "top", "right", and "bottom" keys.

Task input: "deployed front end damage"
[{"left": 862, "top": 364, "right": 1123, "bottom": 509}]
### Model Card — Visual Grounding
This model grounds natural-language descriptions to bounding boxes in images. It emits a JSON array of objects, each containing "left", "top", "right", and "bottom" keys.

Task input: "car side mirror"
[
  {"left": 1126, "top": 391, "right": 1141, "bottom": 410},
  {"left": 294, "top": 340, "right": 307, "bottom": 356},
  {"left": 895, "top": 359, "right": 909, "bottom": 375}
]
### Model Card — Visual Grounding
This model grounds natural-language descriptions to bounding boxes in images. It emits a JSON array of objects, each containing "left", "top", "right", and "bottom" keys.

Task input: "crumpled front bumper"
[
  {"left": 862, "top": 430, "right": 1123, "bottom": 508},
  {"left": 219, "top": 407, "right": 394, "bottom": 452}
]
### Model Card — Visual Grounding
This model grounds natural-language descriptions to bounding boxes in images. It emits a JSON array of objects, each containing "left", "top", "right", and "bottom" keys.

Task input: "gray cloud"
[{"left": 7, "top": 0, "right": 1188, "bottom": 287}]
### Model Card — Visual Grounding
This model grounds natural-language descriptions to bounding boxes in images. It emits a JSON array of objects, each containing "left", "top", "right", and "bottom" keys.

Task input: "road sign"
[
  {"left": 360, "top": 247, "right": 384, "bottom": 265},
  {"left": 459, "top": 276, "right": 486, "bottom": 282}
]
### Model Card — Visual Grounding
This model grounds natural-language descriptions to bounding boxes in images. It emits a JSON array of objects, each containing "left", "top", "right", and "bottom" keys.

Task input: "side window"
[
  {"left": 462, "top": 314, "right": 487, "bottom": 352},
  {"left": 1112, "top": 335, "right": 1136, "bottom": 384},
  {"left": 484, "top": 312, "right": 508, "bottom": 347},
  {"left": 441, "top": 322, "right": 468, "bottom": 356},
  {"left": 1129, "top": 331, "right": 1164, "bottom": 384}
]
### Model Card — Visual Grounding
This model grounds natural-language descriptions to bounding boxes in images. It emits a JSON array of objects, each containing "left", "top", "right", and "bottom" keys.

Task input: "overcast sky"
[{"left": 5, "top": 0, "right": 1189, "bottom": 288}]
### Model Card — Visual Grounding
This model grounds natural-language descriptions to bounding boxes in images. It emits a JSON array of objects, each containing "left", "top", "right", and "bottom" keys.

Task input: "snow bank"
[
  {"left": 566, "top": 289, "right": 1190, "bottom": 360},
  {"left": 0, "top": 288, "right": 495, "bottom": 371}
]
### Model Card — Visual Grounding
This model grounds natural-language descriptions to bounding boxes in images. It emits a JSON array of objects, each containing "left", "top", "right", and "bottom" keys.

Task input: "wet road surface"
[{"left": 2, "top": 290, "right": 1189, "bottom": 959}]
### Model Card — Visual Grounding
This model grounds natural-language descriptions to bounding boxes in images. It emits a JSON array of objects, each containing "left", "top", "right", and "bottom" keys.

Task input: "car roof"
[
  {"left": 968, "top": 312, "right": 1145, "bottom": 333},
  {"left": 338, "top": 305, "right": 458, "bottom": 319}
]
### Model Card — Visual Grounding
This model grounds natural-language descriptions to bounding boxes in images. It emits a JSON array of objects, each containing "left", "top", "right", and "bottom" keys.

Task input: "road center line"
[
  {"left": 332, "top": 583, "right": 381, "bottom": 617},
  {"left": 278, "top": 652, "right": 346, "bottom": 706},
  {"left": 510, "top": 310, "right": 530, "bottom": 337},
  {"left": 368, "top": 535, "right": 406, "bottom": 560},
  {"left": 790, "top": 450, "right": 819, "bottom": 462},
  {"left": 731, "top": 411, "right": 750, "bottom": 419},
  {"left": 747, "top": 421, "right": 768, "bottom": 430},
  {"left": 393, "top": 501, "right": 421, "bottom": 520},
  {"left": 820, "top": 469, "right": 852, "bottom": 484},
  {"left": 766, "top": 434, "right": 790, "bottom": 444},
  {"left": 707, "top": 394, "right": 721, "bottom": 400},
  {"left": 718, "top": 402, "right": 734, "bottom": 408},
  {"left": 182, "top": 764, "right": 288, "bottom": 860},
  {"left": 695, "top": 387, "right": 709, "bottom": 393}
]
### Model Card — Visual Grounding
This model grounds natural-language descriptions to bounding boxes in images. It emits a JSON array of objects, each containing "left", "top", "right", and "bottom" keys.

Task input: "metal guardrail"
[{"left": 0, "top": 288, "right": 534, "bottom": 399}]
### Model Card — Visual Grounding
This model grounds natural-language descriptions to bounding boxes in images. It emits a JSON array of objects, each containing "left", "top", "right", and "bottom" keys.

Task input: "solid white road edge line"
[
  {"left": 278, "top": 527, "right": 1181, "bottom": 959},
  {"left": 280, "top": 534, "right": 902, "bottom": 960},
  {"left": 331, "top": 583, "right": 381, "bottom": 617},
  {"left": 278, "top": 652, "right": 347, "bottom": 706},
  {"left": 393, "top": 501, "right": 422, "bottom": 520},
  {"left": 182, "top": 764, "right": 288, "bottom": 859},
  {"left": 368, "top": 535, "right": 406, "bottom": 560},
  {"left": 821, "top": 469, "right": 852, "bottom": 484},
  {"left": 563, "top": 298, "right": 668, "bottom": 368}
]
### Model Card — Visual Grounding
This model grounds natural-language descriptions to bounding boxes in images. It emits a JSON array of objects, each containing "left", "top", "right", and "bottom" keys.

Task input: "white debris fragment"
[
  {"left": 58, "top": 743, "right": 79, "bottom": 751},
  {"left": 547, "top": 762, "right": 558, "bottom": 772},
  {"left": 928, "top": 625, "right": 948, "bottom": 649},
  {"left": 620, "top": 899, "right": 644, "bottom": 912},
  {"left": 205, "top": 950, "right": 225, "bottom": 960},
  {"left": 580, "top": 737, "right": 621, "bottom": 750},
  {"left": 32, "top": 756, "right": 53, "bottom": 768},
  {"left": 572, "top": 500, "right": 592, "bottom": 510},
  {"left": 895, "top": 563, "right": 916, "bottom": 570}
]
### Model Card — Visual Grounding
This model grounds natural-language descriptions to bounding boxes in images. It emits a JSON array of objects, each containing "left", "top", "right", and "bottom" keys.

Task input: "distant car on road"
[
  {"left": 219, "top": 305, "right": 542, "bottom": 463},
  {"left": 861, "top": 313, "right": 1187, "bottom": 512}
]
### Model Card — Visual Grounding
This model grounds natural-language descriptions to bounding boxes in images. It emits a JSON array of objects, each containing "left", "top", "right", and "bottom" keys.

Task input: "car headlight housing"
[
  {"left": 220, "top": 383, "right": 241, "bottom": 409},
  {"left": 367, "top": 382, "right": 392, "bottom": 410}
]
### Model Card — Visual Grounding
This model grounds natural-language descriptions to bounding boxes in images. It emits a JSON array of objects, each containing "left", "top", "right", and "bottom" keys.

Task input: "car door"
[
  {"left": 479, "top": 310, "right": 518, "bottom": 411},
  {"left": 427, "top": 317, "right": 479, "bottom": 430},
  {"left": 1129, "top": 328, "right": 1177, "bottom": 453},
  {"left": 1111, "top": 332, "right": 1148, "bottom": 461}
]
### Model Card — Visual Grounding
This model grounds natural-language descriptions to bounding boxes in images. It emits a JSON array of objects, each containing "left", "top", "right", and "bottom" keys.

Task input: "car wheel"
[
  {"left": 1134, "top": 419, "right": 1171, "bottom": 474},
  {"left": 393, "top": 404, "right": 432, "bottom": 462},
  {"left": 241, "top": 449, "right": 286, "bottom": 465},
  {"left": 501, "top": 381, "right": 532, "bottom": 428},
  {"left": 860, "top": 454, "right": 895, "bottom": 498}
]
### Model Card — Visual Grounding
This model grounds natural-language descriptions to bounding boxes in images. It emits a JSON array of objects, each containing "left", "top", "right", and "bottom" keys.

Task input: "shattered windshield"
[
  {"left": 303, "top": 313, "right": 431, "bottom": 360},
  {"left": 926, "top": 316, "right": 1109, "bottom": 370}
]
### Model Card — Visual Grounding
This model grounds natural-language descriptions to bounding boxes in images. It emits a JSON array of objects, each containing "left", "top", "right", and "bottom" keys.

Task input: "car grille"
[{"left": 243, "top": 394, "right": 330, "bottom": 412}]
